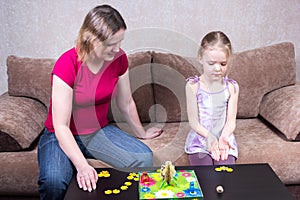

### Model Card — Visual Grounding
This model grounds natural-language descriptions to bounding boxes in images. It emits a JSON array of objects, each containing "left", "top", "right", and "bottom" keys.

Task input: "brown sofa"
[{"left": 0, "top": 42, "right": 299, "bottom": 199}]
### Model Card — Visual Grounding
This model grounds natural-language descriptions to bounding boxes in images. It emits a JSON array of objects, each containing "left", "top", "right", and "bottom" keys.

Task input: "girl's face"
[
  {"left": 92, "top": 29, "right": 125, "bottom": 61},
  {"left": 199, "top": 47, "right": 228, "bottom": 82}
]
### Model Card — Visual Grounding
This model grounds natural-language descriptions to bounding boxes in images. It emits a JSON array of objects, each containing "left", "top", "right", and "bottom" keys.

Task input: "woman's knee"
[
  {"left": 38, "top": 173, "right": 71, "bottom": 199},
  {"left": 134, "top": 151, "right": 153, "bottom": 167}
]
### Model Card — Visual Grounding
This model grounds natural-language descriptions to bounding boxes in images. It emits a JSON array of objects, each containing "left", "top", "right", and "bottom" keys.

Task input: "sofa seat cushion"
[
  {"left": 0, "top": 93, "right": 47, "bottom": 151},
  {"left": 235, "top": 118, "right": 300, "bottom": 184},
  {"left": 0, "top": 149, "right": 39, "bottom": 196},
  {"left": 259, "top": 85, "right": 300, "bottom": 141},
  {"left": 7, "top": 55, "right": 55, "bottom": 109}
]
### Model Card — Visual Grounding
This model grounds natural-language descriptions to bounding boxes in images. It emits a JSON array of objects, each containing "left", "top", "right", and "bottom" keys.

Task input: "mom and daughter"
[{"left": 37, "top": 4, "right": 239, "bottom": 199}]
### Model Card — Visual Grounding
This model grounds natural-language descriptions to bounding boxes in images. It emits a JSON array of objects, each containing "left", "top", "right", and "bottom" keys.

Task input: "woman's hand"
[
  {"left": 76, "top": 164, "right": 98, "bottom": 192},
  {"left": 206, "top": 133, "right": 220, "bottom": 161},
  {"left": 218, "top": 135, "right": 235, "bottom": 160},
  {"left": 137, "top": 127, "right": 163, "bottom": 140}
]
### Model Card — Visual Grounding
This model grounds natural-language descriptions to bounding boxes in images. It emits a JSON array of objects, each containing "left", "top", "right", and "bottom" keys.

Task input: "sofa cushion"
[
  {"left": 259, "top": 85, "right": 300, "bottom": 141},
  {"left": 151, "top": 52, "right": 202, "bottom": 122},
  {"left": 108, "top": 51, "right": 155, "bottom": 123},
  {"left": 0, "top": 149, "right": 39, "bottom": 195},
  {"left": 235, "top": 118, "right": 300, "bottom": 184},
  {"left": 0, "top": 93, "right": 47, "bottom": 151},
  {"left": 7, "top": 55, "right": 55, "bottom": 109},
  {"left": 229, "top": 42, "right": 296, "bottom": 118}
]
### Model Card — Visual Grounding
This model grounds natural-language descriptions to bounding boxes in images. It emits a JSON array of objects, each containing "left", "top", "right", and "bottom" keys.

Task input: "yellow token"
[
  {"left": 215, "top": 167, "right": 222, "bottom": 172},
  {"left": 130, "top": 172, "right": 138, "bottom": 177},
  {"left": 120, "top": 185, "right": 128, "bottom": 190},
  {"left": 98, "top": 171, "right": 111, "bottom": 177},
  {"left": 226, "top": 167, "right": 233, "bottom": 172},
  {"left": 134, "top": 177, "right": 139, "bottom": 181},
  {"left": 104, "top": 190, "right": 112, "bottom": 194},
  {"left": 127, "top": 176, "right": 134, "bottom": 180},
  {"left": 113, "top": 189, "right": 120, "bottom": 194},
  {"left": 124, "top": 181, "right": 132, "bottom": 186}
]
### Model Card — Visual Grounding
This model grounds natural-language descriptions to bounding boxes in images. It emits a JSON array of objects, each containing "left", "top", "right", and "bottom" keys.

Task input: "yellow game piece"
[
  {"left": 226, "top": 167, "right": 233, "bottom": 172},
  {"left": 124, "top": 181, "right": 132, "bottom": 186},
  {"left": 215, "top": 167, "right": 222, "bottom": 172},
  {"left": 113, "top": 189, "right": 120, "bottom": 194},
  {"left": 127, "top": 175, "right": 134, "bottom": 180},
  {"left": 98, "top": 170, "right": 110, "bottom": 177},
  {"left": 120, "top": 185, "right": 128, "bottom": 190},
  {"left": 104, "top": 190, "right": 112, "bottom": 194},
  {"left": 134, "top": 177, "right": 139, "bottom": 181}
]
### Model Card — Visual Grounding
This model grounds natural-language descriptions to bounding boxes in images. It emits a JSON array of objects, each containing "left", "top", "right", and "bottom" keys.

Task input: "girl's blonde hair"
[
  {"left": 76, "top": 5, "right": 127, "bottom": 63},
  {"left": 198, "top": 31, "right": 233, "bottom": 75},
  {"left": 198, "top": 31, "right": 232, "bottom": 58}
]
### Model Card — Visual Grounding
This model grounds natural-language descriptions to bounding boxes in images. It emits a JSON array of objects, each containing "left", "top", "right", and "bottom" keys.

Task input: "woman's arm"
[
  {"left": 115, "top": 70, "right": 162, "bottom": 139},
  {"left": 52, "top": 75, "right": 98, "bottom": 192},
  {"left": 219, "top": 81, "right": 239, "bottom": 160},
  {"left": 186, "top": 82, "right": 220, "bottom": 160}
]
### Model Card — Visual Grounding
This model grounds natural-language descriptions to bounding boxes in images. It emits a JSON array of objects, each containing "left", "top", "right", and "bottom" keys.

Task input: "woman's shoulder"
[{"left": 58, "top": 47, "right": 78, "bottom": 60}]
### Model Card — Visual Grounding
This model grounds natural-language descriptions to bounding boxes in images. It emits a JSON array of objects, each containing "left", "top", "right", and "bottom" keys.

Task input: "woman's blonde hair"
[{"left": 76, "top": 5, "right": 127, "bottom": 63}]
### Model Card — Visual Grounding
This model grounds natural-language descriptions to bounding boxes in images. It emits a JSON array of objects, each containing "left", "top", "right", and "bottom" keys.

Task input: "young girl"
[{"left": 185, "top": 31, "right": 239, "bottom": 166}]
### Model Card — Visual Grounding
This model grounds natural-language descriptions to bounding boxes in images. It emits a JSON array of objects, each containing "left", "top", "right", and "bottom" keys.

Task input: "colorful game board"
[{"left": 139, "top": 170, "right": 204, "bottom": 199}]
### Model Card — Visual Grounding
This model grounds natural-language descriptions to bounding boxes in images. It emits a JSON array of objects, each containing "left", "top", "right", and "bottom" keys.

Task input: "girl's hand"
[
  {"left": 206, "top": 133, "right": 220, "bottom": 161},
  {"left": 137, "top": 127, "right": 163, "bottom": 140},
  {"left": 218, "top": 135, "right": 235, "bottom": 160},
  {"left": 76, "top": 164, "right": 98, "bottom": 192}
]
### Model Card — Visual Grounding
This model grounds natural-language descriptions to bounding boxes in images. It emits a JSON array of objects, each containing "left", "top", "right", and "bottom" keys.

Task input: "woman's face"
[
  {"left": 92, "top": 29, "right": 125, "bottom": 61},
  {"left": 199, "top": 47, "right": 228, "bottom": 82}
]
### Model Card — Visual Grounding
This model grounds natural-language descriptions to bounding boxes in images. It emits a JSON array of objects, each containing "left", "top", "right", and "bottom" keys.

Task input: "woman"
[{"left": 38, "top": 5, "right": 162, "bottom": 199}]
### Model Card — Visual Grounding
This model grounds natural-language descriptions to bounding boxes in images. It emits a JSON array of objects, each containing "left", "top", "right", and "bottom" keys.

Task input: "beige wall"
[{"left": 1, "top": 0, "right": 299, "bottom": 95}]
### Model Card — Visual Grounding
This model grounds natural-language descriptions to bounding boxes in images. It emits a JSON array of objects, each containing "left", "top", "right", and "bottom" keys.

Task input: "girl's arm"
[
  {"left": 219, "top": 81, "right": 239, "bottom": 160},
  {"left": 52, "top": 75, "right": 98, "bottom": 192},
  {"left": 185, "top": 82, "right": 209, "bottom": 137},
  {"left": 186, "top": 82, "right": 220, "bottom": 160},
  {"left": 115, "top": 69, "right": 162, "bottom": 139}
]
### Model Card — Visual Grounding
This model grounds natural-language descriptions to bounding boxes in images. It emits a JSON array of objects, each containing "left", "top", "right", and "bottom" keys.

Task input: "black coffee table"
[{"left": 64, "top": 163, "right": 294, "bottom": 200}]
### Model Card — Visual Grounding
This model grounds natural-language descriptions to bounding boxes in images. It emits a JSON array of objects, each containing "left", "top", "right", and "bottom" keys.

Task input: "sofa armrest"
[
  {"left": 259, "top": 85, "right": 300, "bottom": 141},
  {"left": 0, "top": 93, "right": 47, "bottom": 151}
]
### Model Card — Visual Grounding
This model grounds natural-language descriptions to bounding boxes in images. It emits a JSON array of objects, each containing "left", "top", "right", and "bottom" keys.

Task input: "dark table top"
[{"left": 64, "top": 163, "right": 294, "bottom": 200}]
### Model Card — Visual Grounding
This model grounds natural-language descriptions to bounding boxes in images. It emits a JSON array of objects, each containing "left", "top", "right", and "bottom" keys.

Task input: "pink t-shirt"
[{"left": 44, "top": 48, "right": 128, "bottom": 135}]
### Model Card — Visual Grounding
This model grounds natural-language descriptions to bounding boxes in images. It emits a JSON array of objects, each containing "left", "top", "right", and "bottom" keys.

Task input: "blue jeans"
[{"left": 38, "top": 125, "right": 153, "bottom": 200}]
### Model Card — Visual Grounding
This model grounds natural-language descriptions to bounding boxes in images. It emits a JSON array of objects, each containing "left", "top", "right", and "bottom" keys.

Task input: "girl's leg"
[
  {"left": 214, "top": 155, "right": 236, "bottom": 165},
  {"left": 86, "top": 125, "right": 153, "bottom": 168},
  {"left": 188, "top": 153, "right": 213, "bottom": 166},
  {"left": 38, "top": 129, "right": 74, "bottom": 200}
]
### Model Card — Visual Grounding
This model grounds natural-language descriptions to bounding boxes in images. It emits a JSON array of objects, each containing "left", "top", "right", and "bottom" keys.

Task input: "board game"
[{"left": 138, "top": 169, "right": 204, "bottom": 199}]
